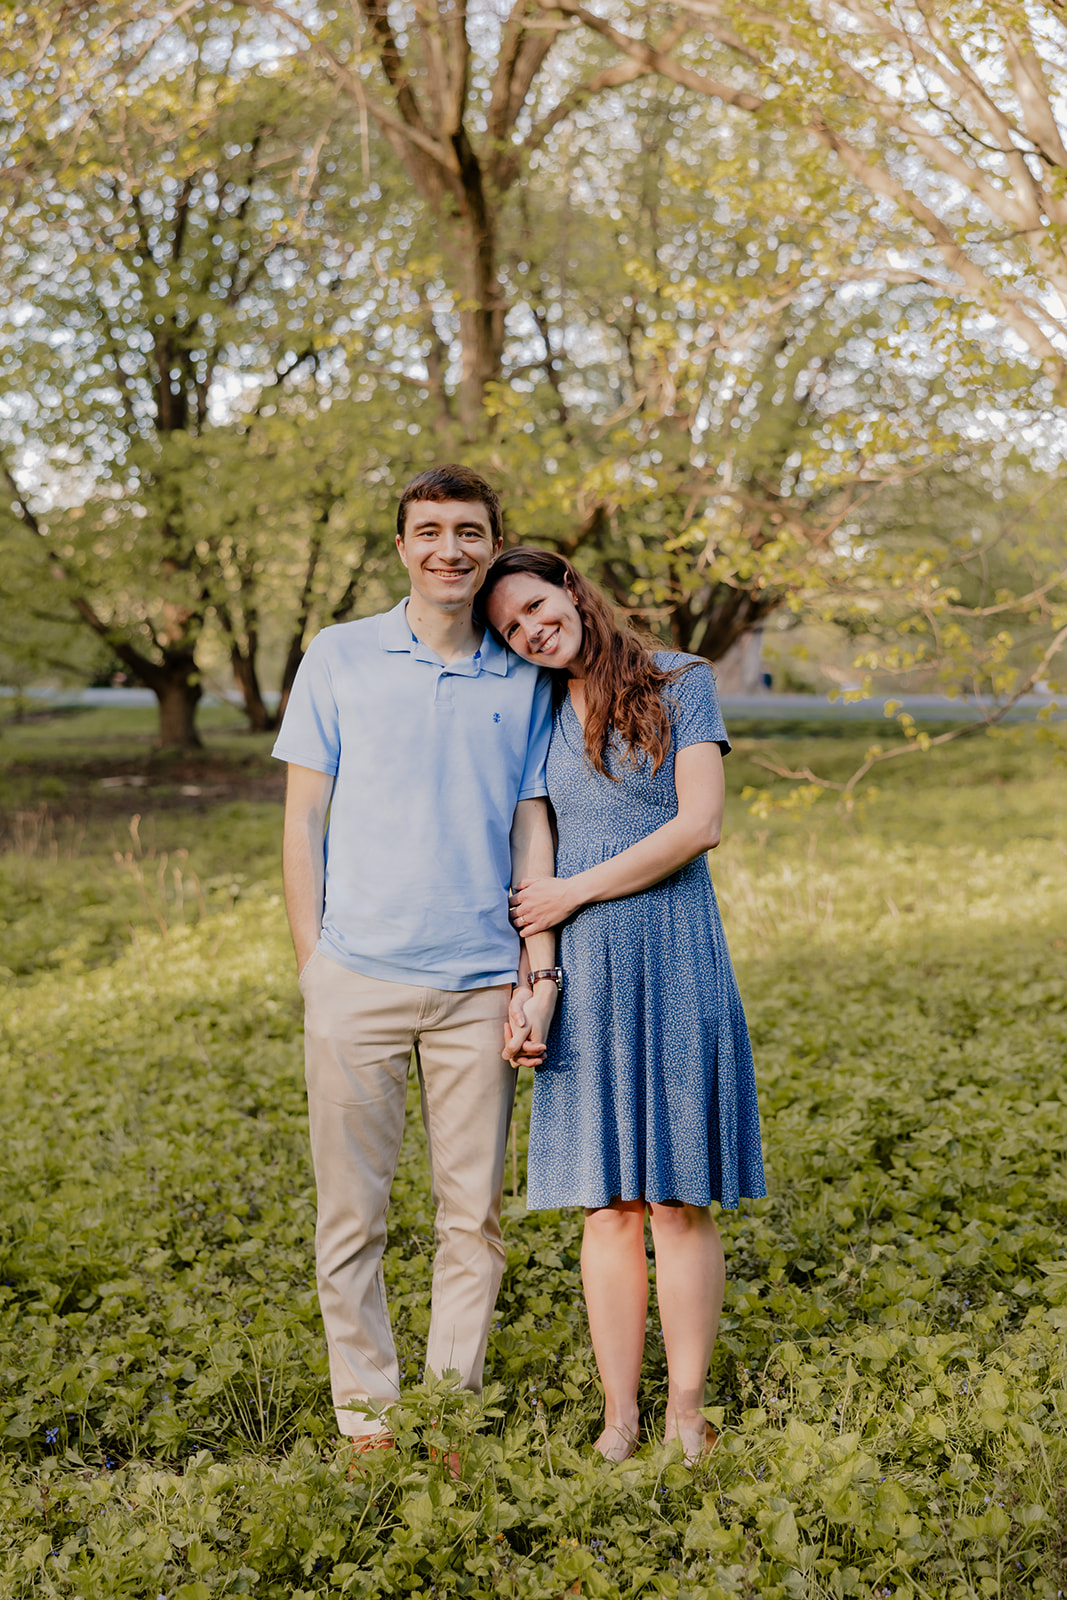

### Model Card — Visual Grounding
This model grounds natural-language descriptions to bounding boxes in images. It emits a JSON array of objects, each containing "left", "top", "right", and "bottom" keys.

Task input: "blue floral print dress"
[{"left": 526, "top": 653, "right": 766, "bottom": 1211}]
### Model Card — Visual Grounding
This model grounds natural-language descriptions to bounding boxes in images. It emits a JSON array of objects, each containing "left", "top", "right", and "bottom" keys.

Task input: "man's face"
[{"left": 396, "top": 498, "right": 500, "bottom": 613}]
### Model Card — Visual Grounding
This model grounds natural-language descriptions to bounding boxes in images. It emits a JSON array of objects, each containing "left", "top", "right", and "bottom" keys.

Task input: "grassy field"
[{"left": 0, "top": 710, "right": 1065, "bottom": 1599}]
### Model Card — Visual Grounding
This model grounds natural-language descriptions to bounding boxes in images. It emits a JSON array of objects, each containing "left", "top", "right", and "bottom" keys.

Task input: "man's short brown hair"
[{"left": 396, "top": 464, "right": 503, "bottom": 546}]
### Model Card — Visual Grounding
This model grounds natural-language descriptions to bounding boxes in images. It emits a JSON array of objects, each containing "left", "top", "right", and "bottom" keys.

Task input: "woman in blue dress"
[{"left": 481, "top": 549, "right": 765, "bottom": 1464}]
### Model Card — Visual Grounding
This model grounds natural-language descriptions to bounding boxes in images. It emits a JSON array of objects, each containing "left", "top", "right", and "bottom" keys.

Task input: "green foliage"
[
  {"left": 0, "top": 728, "right": 1065, "bottom": 1594},
  {"left": 6, "top": 3, "right": 1066, "bottom": 753},
  {"left": 0, "top": 14, "right": 409, "bottom": 733},
  {"left": 839, "top": 463, "right": 1067, "bottom": 701}
]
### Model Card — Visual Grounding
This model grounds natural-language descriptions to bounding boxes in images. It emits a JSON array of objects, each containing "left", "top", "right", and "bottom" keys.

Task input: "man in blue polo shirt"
[{"left": 273, "top": 464, "right": 558, "bottom": 1446}]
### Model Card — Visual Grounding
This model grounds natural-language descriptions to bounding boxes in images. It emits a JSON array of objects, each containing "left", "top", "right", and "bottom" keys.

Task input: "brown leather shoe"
[
  {"left": 342, "top": 1433, "right": 394, "bottom": 1477},
  {"left": 429, "top": 1445, "right": 463, "bottom": 1480}
]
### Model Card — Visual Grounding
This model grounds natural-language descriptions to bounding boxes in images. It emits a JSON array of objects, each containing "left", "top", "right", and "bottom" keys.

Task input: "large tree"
[
  {"left": 531, "top": 0, "right": 1067, "bottom": 719},
  {"left": 547, "top": 0, "right": 1067, "bottom": 391},
  {"left": 463, "top": 83, "right": 964, "bottom": 659},
  {"left": 7, "top": 0, "right": 1059, "bottom": 758},
  {"left": 224, "top": 0, "right": 674, "bottom": 435},
  {"left": 0, "top": 12, "right": 368, "bottom": 744}
]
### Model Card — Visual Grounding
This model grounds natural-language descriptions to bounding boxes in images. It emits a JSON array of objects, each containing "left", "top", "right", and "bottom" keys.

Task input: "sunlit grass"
[{"left": 0, "top": 726, "right": 1065, "bottom": 1596}]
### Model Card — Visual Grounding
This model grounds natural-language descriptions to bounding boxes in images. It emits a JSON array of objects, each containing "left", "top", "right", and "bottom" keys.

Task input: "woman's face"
[{"left": 487, "top": 571, "right": 584, "bottom": 671}]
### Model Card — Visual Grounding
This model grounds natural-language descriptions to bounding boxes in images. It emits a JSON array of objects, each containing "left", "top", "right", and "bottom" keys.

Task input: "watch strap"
[{"left": 528, "top": 966, "right": 564, "bottom": 992}]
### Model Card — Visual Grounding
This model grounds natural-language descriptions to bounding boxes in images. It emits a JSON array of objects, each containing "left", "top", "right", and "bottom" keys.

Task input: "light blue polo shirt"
[{"left": 272, "top": 598, "right": 552, "bottom": 990}]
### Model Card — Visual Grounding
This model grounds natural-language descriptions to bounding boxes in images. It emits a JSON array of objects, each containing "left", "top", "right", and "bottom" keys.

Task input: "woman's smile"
[{"left": 531, "top": 624, "right": 561, "bottom": 656}]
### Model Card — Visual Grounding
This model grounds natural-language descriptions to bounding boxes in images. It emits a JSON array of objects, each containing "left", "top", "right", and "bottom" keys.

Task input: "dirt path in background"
[{"left": 0, "top": 749, "right": 285, "bottom": 849}]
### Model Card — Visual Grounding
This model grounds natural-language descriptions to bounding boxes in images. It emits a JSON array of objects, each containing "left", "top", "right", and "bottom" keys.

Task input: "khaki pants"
[{"left": 299, "top": 951, "right": 515, "bottom": 1437}]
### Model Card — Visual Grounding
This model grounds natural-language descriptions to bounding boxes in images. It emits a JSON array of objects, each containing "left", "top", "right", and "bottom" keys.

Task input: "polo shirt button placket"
[{"left": 434, "top": 669, "right": 455, "bottom": 712}]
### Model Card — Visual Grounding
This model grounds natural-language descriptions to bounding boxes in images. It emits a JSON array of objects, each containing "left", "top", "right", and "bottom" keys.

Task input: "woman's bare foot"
[
  {"left": 594, "top": 1420, "right": 640, "bottom": 1462},
  {"left": 664, "top": 1410, "right": 717, "bottom": 1465}
]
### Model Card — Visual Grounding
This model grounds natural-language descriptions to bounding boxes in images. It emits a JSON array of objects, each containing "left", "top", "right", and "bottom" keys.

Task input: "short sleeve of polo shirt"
[
  {"left": 272, "top": 634, "right": 340, "bottom": 775},
  {"left": 517, "top": 670, "right": 552, "bottom": 800},
  {"left": 665, "top": 656, "right": 731, "bottom": 756}
]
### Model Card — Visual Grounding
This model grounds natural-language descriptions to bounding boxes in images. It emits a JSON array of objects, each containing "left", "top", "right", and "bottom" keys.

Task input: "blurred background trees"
[{"left": 1, "top": 0, "right": 1064, "bottom": 747}]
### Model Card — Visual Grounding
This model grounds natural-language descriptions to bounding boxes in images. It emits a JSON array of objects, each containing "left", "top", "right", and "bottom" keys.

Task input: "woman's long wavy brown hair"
[{"left": 479, "top": 548, "right": 694, "bottom": 779}]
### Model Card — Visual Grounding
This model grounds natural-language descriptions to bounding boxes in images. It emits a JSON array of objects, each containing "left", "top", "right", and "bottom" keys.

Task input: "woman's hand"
[
  {"left": 509, "top": 875, "right": 580, "bottom": 937},
  {"left": 503, "top": 984, "right": 549, "bottom": 1069}
]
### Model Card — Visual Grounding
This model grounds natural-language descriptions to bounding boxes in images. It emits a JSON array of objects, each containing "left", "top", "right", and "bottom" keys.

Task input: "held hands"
[
  {"left": 502, "top": 983, "right": 557, "bottom": 1070},
  {"left": 504, "top": 872, "right": 568, "bottom": 1068},
  {"left": 508, "top": 876, "right": 579, "bottom": 937}
]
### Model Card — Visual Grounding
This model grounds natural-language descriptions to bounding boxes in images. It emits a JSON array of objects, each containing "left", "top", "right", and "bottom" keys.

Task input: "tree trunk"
[
  {"left": 231, "top": 644, "right": 274, "bottom": 733},
  {"left": 154, "top": 666, "right": 203, "bottom": 750},
  {"left": 669, "top": 585, "right": 776, "bottom": 661},
  {"left": 275, "top": 636, "right": 305, "bottom": 732},
  {"left": 454, "top": 217, "right": 506, "bottom": 435},
  {"left": 711, "top": 623, "right": 770, "bottom": 694}
]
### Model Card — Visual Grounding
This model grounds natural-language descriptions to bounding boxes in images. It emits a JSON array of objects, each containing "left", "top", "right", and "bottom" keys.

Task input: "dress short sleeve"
[{"left": 662, "top": 655, "right": 730, "bottom": 756}]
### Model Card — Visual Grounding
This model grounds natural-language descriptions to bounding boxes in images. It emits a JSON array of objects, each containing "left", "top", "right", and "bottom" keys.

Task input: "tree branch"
[
  {"left": 672, "top": 1, "right": 764, "bottom": 64},
  {"left": 810, "top": 121, "right": 1066, "bottom": 373},
  {"left": 356, "top": 0, "right": 435, "bottom": 141},
  {"left": 536, "top": 0, "right": 762, "bottom": 110},
  {"left": 1000, "top": 18, "right": 1067, "bottom": 169},
  {"left": 752, "top": 620, "right": 1067, "bottom": 799},
  {"left": 503, "top": 55, "right": 650, "bottom": 184},
  {"left": 488, "top": 0, "right": 558, "bottom": 148},
  {"left": 440, "top": 0, "right": 471, "bottom": 139},
  {"left": 1, "top": 457, "right": 166, "bottom": 690},
  {"left": 413, "top": 0, "right": 448, "bottom": 127},
  {"left": 944, "top": 567, "right": 1067, "bottom": 619},
  {"left": 229, "top": 0, "right": 459, "bottom": 179}
]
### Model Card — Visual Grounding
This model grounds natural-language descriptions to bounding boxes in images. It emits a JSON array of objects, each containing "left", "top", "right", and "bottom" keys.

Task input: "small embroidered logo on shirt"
[{"left": 493, "top": 712, "right": 501, "bottom": 723}]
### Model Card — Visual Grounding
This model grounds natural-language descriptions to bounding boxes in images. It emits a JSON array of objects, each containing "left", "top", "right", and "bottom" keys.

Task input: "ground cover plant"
[{"left": 1, "top": 713, "right": 1065, "bottom": 1598}]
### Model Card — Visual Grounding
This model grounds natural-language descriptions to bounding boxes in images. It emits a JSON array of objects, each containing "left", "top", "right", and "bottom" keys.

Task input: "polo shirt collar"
[
  {"left": 378, "top": 598, "right": 417, "bottom": 654},
  {"left": 475, "top": 627, "right": 509, "bottom": 677},
  {"left": 377, "top": 598, "right": 509, "bottom": 677}
]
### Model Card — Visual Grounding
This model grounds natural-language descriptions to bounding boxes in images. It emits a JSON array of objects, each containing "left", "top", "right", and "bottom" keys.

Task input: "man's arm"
[
  {"left": 505, "top": 797, "right": 557, "bottom": 1066},
  {"left": 510, "top": 797, "right": 556, "bottom": 972},
  {"left": 282, "top": 763, "right": 336, "bottom": 976}
]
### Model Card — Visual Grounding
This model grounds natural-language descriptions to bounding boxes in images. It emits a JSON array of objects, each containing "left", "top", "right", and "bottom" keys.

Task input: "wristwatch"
[{"left": 528, "top": 966, "right": 564, "bottom": 992}]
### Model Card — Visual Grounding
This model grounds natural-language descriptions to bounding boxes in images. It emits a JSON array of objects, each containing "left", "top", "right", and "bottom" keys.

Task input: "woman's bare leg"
[
  {"left": 648, "top": 1202, "right": 725, "bottom": 1460},
  {"left": 581, "top": 1199, "right": 648, "bottom": 1460}
]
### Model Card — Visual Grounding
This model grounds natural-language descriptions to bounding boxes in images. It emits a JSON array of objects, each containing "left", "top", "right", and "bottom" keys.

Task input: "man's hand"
[
  {"left": 508, "top": 799, "right": 558, "bottom": 1066},
  {"left": 523, "top": 980, "right": 557, "bottom": 1058},
  {"left": 502, "top": 981, "right": 556, "bottom": 1069},
  {"left": 508, "top": 876, "right": 579, "bottom": 938},
  {"left": 503, "top": 984, "right": 534, "bottom": 1067}
]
